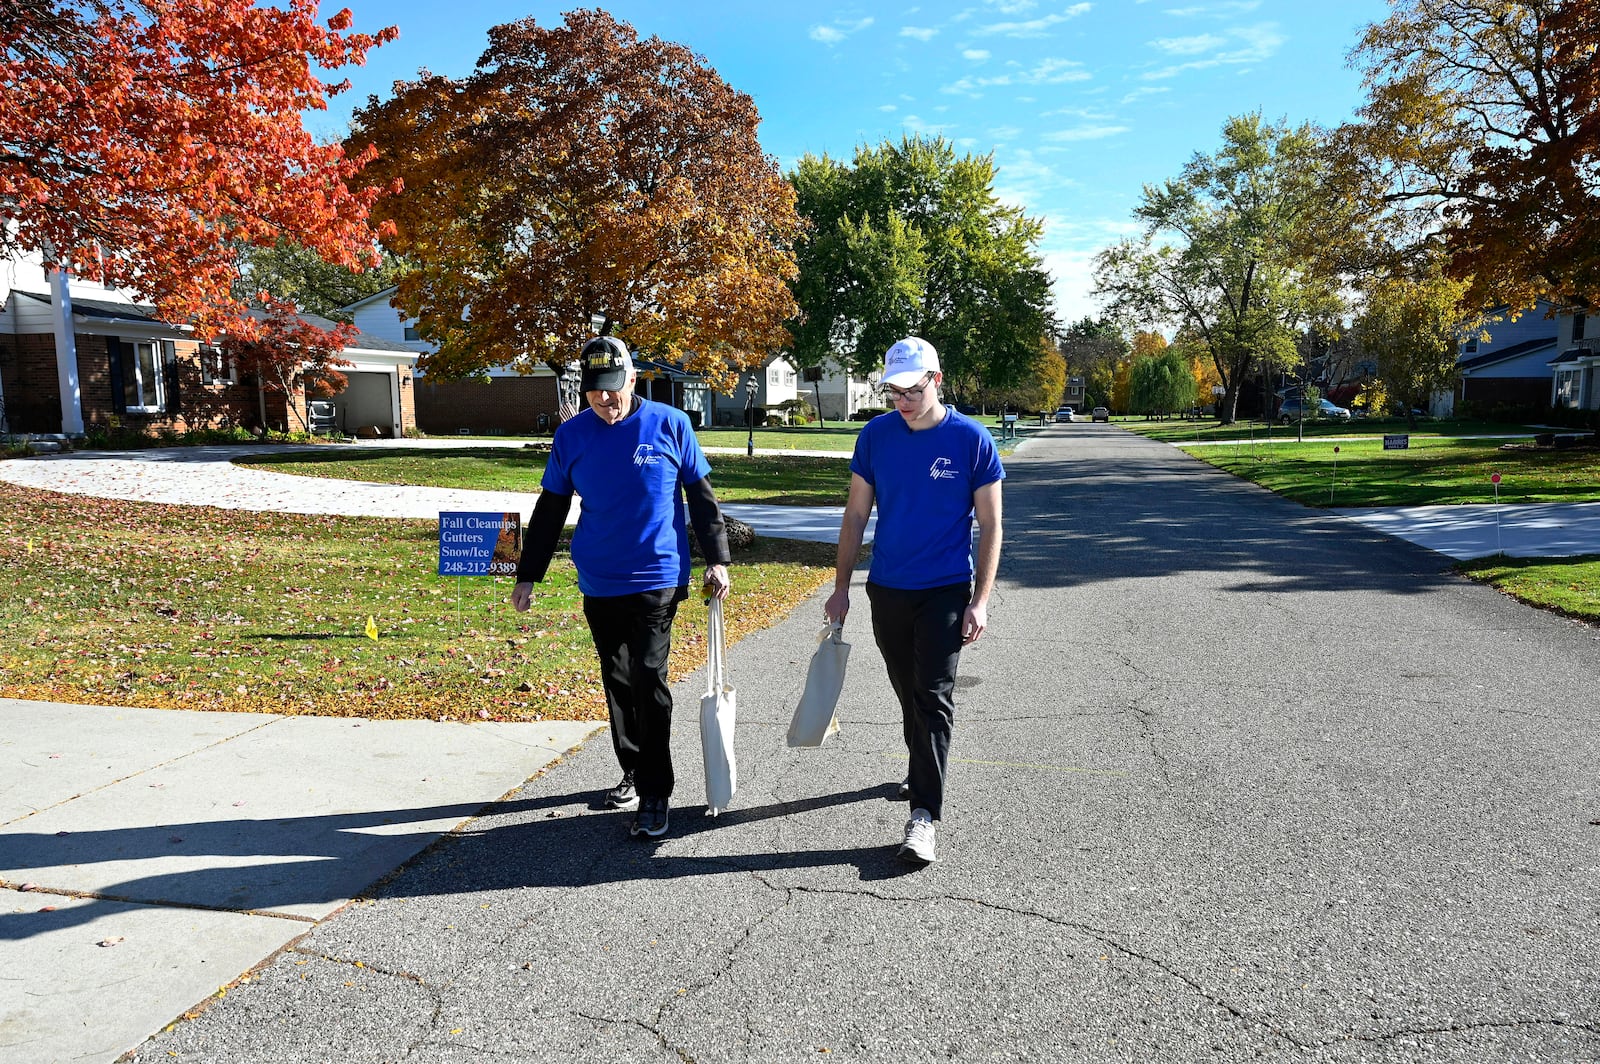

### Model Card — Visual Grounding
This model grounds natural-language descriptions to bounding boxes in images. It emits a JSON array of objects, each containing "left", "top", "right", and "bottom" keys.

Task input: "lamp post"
[{"left": 744, "top": 374, "right": 758, "bottom": 457}]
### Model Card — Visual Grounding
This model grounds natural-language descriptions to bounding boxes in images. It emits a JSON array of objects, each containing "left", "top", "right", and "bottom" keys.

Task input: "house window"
[
  {"left": 1461, "top": 338, "right": 1478, "bottom": 354},
  {"left": 403, "top": 324, "right": 420, "bottom": 342},
  {"left": 199, "top": 345, "right": 237, "bottom": 385},
  {"left": 1555, "top": 369, "right": 1578, "bottom": 407},
  {"left": 768, "top": 366, "right": 781, "bottom": 386},
  {"left": 120, "top": 340, "right": 166, "bottom": 412},
  {"left": 1573, "top": 313, "right": 1587, "bottom": 342}
]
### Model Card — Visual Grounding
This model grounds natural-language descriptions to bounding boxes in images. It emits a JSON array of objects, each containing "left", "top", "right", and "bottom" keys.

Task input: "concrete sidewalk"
[
  {"left": 0, "top": 698, "right": 599, "bottom": 1064},
  {"left": 1341, "top": 501, "right": 1600, "bottom": 560}
]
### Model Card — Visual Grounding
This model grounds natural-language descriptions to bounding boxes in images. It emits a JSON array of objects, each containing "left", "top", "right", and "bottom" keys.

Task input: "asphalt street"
[{"left": 91, "top": 424, "right": 1599, "bottom": 1063}]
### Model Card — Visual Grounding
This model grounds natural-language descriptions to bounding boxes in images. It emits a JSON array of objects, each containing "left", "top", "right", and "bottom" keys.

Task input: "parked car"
[
  {"left": 1277, "top": 397, "right": 1351, "bottom": 423},
  {"left": 1054, "top": 406, "right": 1075, "bottom": 423},
  {"left": 1091, "top": 406, "right": 1110, "bottom": 422}
]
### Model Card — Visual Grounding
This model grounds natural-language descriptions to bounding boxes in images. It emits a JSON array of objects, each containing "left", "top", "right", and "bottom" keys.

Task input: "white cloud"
[
  {"left": 1163, "top": 1, "right": 1262, "bottom": 16},
  {"left": 1120, "top": 85, "right": 1170, "bottom": 104},
  {"left": 984, "top": 0, "right": 1040, "bottom": 13},
  {"left": 974, "top": 3, "right": 1092, "bottom": 38},
  {"left": 900, "top": 25, "right": 938, "bottom": 41},
  {"left": 990, "top": 125, "right": 1023, "bottom": 140},
  {"left": 963, "top": 48, "right": 991, "bottom": 61},
  {"left": 1034, "top": 218, "right": 1148, "bottom": 323},
  {"left": 1141, "top": 22, "right": 1283, "bottom": 79},
  {"left": 880, "top": 103, "right": 899, "bottom": 112},
  {"left": 809, "top": 17, "right": 874, "bottom": 46},
  {"left": 1041, "top": 125, "right": 1130, "bottom": 142},
  {"left": 902, "top": 114, "right": 954, "bottom": 136},
  {"left": 941, "top": 56, "right": 1090, "bottom": 95},
  {"left": 1151, "top": 33, "right": 1226, "bottom": 54}
]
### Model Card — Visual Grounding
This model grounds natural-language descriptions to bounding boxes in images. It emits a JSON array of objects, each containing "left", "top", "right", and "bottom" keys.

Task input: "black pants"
[
  {"left": 865, "top": 580, "right": 970, "bottom": 821},
  {"left": 583, "top": 587, "right": 685, "bottom": 800}
]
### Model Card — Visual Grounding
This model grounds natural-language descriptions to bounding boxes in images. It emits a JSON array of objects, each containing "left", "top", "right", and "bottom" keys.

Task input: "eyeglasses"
[{"left": 885, "top": 374, "right": 934, "bottom": 402}]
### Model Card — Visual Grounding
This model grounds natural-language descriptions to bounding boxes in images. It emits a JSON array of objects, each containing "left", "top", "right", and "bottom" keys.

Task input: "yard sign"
[{"left": 438, "top": 512, "right": 521, "bottom": 576}]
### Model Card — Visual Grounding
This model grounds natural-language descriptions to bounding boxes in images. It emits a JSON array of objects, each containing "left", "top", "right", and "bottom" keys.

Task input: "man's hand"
[
  {"left": 824, "top": 587, "right": 850, "bottom": 626},
  {"left": 511, "top": 581, "right": 534, "bottom": 613},
  {"left": 961, "top": 600, "right": 988, "bottom": 645},
  {"left": 702, "top": 564, "right": 730, "bottom": 601}
]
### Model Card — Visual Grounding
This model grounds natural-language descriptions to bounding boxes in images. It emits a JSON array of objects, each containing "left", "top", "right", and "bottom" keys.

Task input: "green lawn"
[
  {"left": 1155, "top": 428, "right": 1599, "bottom": 624},
  {"left": 1456, "top": 554, "right": 1600, "bottom": 626},
  {"left": 238, "top": 448, "right": 854, "bottom": 505},
  {"left": 0, "top": 480, "right": 844, "bottom": 721},
  {"left": 695, "top": 424, "right": 862, "bottom": 452},
  {"left": 1173, "top": 434, "right": 1600, "bottom": 507}
]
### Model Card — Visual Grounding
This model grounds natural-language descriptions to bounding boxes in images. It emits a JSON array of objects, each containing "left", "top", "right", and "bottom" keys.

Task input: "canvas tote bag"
[
  {"left": 786, "top": 622, "right": 850, "bottom": 747},
  {"left": 700, "top": 597, "right": 737, "bottom": 815}
]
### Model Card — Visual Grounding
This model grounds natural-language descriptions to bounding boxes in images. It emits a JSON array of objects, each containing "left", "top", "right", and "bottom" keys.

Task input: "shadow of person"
[{"left": 0, "top": 782, "right": 915, "bottom": 941}]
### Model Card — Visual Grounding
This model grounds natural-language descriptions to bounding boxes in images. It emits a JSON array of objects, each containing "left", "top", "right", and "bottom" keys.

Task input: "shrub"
[{"left": 850, "top": 406, "right": 890, "bottom": 421}]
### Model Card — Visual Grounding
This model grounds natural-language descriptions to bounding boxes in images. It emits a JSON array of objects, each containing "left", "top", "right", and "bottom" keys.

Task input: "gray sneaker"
[{"left": 898, "top": 808, "right": 936, "bottom": 864}]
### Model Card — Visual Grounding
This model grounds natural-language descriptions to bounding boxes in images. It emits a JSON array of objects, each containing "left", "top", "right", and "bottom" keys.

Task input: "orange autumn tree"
[
  {"left": 349, "top": 9, "right": 801, "bottom": 388},
  {"left": 0, "top": 0, "right": 396, "bottom": 365}
]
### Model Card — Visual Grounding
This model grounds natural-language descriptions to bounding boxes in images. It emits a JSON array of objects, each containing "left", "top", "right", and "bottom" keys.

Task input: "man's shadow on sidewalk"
[{"left": 0, "top": 782, "right": 913, "bottom": 941}]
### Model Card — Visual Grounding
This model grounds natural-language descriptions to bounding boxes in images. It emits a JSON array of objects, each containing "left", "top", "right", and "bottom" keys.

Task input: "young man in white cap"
[
  {"left": 513, "top": 335, "right": 731, "bottom": 840},
  {"left": 825, "top": 336, "right": 1004, "bottom": 864}
]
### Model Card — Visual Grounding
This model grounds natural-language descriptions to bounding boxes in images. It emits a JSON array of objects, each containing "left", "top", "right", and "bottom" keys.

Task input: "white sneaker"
[{"left": 898, "top": 808, "right": 937, "bottom": 864}]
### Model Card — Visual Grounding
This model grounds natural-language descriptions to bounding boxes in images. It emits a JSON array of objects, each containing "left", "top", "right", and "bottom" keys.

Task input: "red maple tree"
[{"left": 1, "top": 0, "right": 398, "bottom": 351}]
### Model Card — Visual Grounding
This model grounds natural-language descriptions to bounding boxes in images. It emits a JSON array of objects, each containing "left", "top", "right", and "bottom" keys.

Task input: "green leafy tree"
[
  {"left": 1352, "top": 252, "right": 1482, "bottom": 429},
  {"left": 788, "top": 135, "right": 1055, "bottom": 398},
  {"left": 983, "top": 336, "right": 1066, "bottom": 413},
  {"left": 1128, "top": 347, "right": 1199, "bottom": 419},
  {"left": 234, "top": 239, "right": 408, "bottom": 321},
  {"left": 1057, "top": 316, "right": 1128, "bottom": 411},
  {"left": 1094, "top": 114, "right": 1343, "bottom": 424}
]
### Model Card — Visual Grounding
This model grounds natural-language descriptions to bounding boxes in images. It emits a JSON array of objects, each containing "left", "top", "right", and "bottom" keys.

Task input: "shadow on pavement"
[
  {"left": 0, "top": 783, "right": 910, "bottom": 941},
  {"left": 999, "top": 446, "right": 1452, "bottom": 594}
]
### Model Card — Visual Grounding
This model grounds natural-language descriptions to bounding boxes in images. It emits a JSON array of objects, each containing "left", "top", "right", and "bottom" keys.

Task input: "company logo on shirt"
[
  {"left": 633, "top": 444, "right": 661, "bottom": 466},
  {"left": 929, "top": 457, "right": 957, "bottom": 480}
]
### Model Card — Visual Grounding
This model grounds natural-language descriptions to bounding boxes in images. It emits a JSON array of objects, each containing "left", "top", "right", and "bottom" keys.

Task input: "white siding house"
[{"left": 1549, "top": 307, "right": 1599, "bottom": 412}]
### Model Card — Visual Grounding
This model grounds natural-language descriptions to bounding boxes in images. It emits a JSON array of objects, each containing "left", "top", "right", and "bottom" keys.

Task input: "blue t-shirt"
[
  {"left": 543, "top": 398, "right": 712, "bottom": 597},
  {"left": 850, "top": 407, "right": 1005, "bottom": 590}
]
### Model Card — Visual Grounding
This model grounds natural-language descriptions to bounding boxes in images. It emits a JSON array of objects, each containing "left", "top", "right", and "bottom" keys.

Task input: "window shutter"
[
  {"left": 108, "top": 339, "right": 127, "bottom": 414},
  {"left": 161, "top": 340, "right": 179, "bottom": 414}
]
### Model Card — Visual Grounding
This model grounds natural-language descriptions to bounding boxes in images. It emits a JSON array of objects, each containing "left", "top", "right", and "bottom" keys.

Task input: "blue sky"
[{"left": 313, "top": 1, "right": 1392, "bottom": 326}]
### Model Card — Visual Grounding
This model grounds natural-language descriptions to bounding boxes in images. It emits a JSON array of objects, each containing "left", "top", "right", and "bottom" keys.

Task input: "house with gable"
[
  {"left": 1446, "top": 299, "right": 1561, "bottom": 416},
  {"left": 0, "top": 252, "right": 418, "bottom": 439},
  {"left": 341, "top": 286, "right": 562, "bottom": 436},
  {"left": 344, "top": 286, "right": 718, "bottom": 434}
]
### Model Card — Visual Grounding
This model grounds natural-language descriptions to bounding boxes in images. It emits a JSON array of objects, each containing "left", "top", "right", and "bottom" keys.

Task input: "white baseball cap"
[{"left": 882, "top": 336, "right": 940, "bottom": 388}]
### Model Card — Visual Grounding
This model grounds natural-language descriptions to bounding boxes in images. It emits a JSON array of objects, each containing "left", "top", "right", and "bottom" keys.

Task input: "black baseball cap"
[{"left": 579, "top": 336, "right": 633, "bottom": 392}]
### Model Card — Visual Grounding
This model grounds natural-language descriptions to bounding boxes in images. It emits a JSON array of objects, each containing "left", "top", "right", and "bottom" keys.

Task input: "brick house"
[
  {"left": 342, "top": 286, "right": 713, "bottom": 434},
  {"left": 0, "top": 256, "right": 418, "bottom": 438},
  {"left": 343, "top": 286, "right": 561, "bottom": 435}
]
